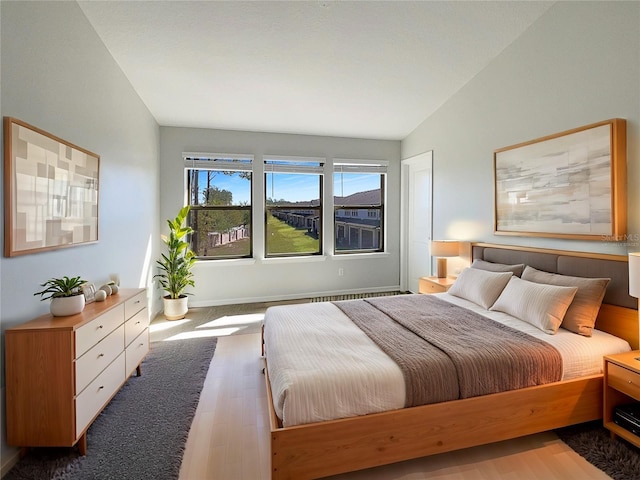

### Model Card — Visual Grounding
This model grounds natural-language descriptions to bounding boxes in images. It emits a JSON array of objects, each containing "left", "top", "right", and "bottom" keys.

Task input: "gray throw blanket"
[{"left": 333, "top": 294, "right": 562, "bottom": 408}]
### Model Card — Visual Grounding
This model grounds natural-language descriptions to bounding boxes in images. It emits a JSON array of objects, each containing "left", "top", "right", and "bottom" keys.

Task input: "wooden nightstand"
[
  {"left": 418, "top": 276, "right": 456, "bottom": 294},
  {"left": 603, "top": 351, "right": 640, "bottom": 448}
]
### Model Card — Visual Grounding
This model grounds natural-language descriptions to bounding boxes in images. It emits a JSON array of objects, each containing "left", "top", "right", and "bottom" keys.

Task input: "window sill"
[
  {"left": 260, "top": 255, "right": 327, "bottom": 265},
  {"left": 195, "top": 258, "right": 257, "bottom": 267},
  {"left": 330, "top": 252, "right": 390, "bottom": 260}
]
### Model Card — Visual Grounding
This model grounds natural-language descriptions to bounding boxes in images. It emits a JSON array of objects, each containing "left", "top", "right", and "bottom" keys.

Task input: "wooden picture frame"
[
  {"left": 494, "top": 119, "right": 626, "bottom": 240},
  {"left": 4, "top": 117, "right": 100, "bottom": 257}
]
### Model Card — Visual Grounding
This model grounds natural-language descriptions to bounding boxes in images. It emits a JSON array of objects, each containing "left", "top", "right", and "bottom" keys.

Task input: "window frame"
[
  {"left": 184, "top": 153, "right": 254, "bottom": 260},
  {"left": 333, "top": 159, "right": 387, "bottom": 255},
  {"left": 264, "top": 156, "right": 324, "bottom": 258}
]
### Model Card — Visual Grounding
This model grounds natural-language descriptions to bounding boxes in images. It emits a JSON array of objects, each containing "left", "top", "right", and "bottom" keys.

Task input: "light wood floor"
[{"left": 152, "top": 306, "right": 612, "bottom": 480}]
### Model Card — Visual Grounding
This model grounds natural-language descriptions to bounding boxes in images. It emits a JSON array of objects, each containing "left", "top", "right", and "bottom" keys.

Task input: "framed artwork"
[
  {"left": 4, "top": 117, "right": 100, "bottom": 256},
  {"left": 82, "top": 283, "right": 96, "bottom": 304},
  {"left": 494, "top": 119, "right": 626, "bottom": 240}
]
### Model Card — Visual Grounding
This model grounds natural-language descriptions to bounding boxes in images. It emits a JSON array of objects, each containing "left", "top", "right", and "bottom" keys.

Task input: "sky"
[{"left": 198, "top": 171, "right": 381, "bottom": 204}]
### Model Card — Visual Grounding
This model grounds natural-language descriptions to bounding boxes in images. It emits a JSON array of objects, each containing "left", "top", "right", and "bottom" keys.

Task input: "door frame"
[{"left": 400, "top": 151, "right": 433, "bottom": 292}]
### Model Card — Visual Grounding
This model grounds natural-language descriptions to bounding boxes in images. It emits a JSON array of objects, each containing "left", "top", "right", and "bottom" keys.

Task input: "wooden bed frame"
[{"left": 264, "top": 243, "right": 639, "bottom": 480}]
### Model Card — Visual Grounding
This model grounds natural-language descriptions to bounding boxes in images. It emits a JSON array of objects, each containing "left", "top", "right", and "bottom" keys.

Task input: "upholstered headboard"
[
  {"left": 472, "top": 243, "right": 635, "bottom": 309},
  {"left": 471, "top": 243, "right": 639, "bottom": 348}
]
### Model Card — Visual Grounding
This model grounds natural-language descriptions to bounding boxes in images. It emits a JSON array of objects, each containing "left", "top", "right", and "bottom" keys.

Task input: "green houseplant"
[
  {"left": 155, "top": 205, "right": 196, "bottom": 319},
  {"left": 34, "top": 275, "right": 87, "bottom": 316}
]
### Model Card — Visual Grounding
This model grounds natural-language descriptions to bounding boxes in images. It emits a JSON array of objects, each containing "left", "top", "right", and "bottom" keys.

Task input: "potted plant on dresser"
[
  {"left": 34, "top": 275, "right": 87, "bottom": 316},
  {"left": 156, "top": 205, "right": 196, "bottom": 320}
]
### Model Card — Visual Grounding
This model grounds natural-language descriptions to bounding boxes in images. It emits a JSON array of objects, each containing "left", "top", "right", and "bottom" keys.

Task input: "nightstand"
[
  {"left": 418, "top": 276, "right": 456, "bottom": 294},
  {"left": 603, "top": 351, "right": 640, "bottom": 448}
]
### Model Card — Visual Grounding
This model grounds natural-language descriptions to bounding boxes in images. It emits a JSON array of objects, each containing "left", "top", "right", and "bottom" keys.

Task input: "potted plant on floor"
[
  {"left": 155, "top": 205, "right": 196, "bottom": 320},
  {"left": 34, "top": 275, "right": 88, "bottom": 316}
]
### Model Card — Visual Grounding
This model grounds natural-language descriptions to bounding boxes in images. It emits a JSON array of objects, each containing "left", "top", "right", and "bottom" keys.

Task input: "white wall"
[
  {"left": 159, "top": 127, "right": 401, "bottom": 306},
  {"left": 0, "top": 1, "right": 160, "bottom": 472},
  {"left": 402, "top": 1, "right": 640, "bottom": 258}
]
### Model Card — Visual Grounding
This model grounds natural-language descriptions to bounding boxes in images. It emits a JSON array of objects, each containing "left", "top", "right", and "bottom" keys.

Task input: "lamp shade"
[
  {"left": 430, "top": 240, "right": 460, "bottom": 258},
  {"left": 630, "top": 252, "right": 640, "bottom": 298}
]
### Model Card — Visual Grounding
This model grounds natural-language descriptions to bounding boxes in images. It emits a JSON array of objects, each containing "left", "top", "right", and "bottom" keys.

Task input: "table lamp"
[{"left": 431, "top": 240, "right": 460, "bottom": 278}]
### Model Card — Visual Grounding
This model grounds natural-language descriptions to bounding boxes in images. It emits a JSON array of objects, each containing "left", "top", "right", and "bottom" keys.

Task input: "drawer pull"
[
  {"left": 98, "top": 325, "right": 104, "bottom": 329},
  {"left": 99, "top": 385, "right": 104, "bottom": 390},
  {"left": 98, "top": 353, "right": 105, "bottom": 358},
  {"left": 134, "top": 300, "right": 141, "bottom": 304},
  {"left": 629, "top": 380, "right": 633, "bottom": 384},
  {"left": 136, "top": 321, "right": 141, "bottom": 325},
  {"left": 139, "top": 343, "right": 145, "bottom": 347}
]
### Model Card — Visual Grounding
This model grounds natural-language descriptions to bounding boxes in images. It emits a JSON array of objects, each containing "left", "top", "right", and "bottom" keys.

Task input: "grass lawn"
[
  {"left": 266, "top": 215, "right": 319, "bottom": 255},
  {"left": 204, "top": 237, "right": 250, "bottom": 257},
  {"left": 199, "top": 216, "right": 317, "bottom": 257}
]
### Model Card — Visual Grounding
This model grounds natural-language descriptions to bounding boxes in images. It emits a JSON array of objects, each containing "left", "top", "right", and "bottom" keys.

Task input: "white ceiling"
[{"left": 78, "top": 1, "right": 553, "bottom": 140}]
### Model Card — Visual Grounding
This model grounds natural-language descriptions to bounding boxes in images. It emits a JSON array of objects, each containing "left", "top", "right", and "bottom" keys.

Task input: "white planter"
[
  {"left": 50, "top": 295, "right": 85, "bottom": 317},
  {"left": 163, "top": 295, "right": 189, "bottom": 320}
]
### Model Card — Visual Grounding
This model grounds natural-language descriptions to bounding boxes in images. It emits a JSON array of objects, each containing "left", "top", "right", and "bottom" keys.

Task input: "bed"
[{"left": 262, "top": 243, "right": 639, "bottom": 480}]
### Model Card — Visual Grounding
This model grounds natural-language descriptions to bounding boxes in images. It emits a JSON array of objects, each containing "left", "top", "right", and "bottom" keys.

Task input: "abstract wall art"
[
  {"left": 494, "top": 119, "right": 626, "bottom": 240},
  {"left": 4, "top": 117, "right": 100, "bottom": 257}
]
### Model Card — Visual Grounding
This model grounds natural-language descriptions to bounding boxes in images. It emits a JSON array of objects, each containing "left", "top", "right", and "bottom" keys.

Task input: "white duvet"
[{"left": 263, "top": 293, "right": 631, "bottom": 427}]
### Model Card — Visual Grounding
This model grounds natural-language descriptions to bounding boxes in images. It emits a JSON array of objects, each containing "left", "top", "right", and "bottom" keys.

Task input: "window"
[
  {"left": 184, "top": 154, "right": 252, "bottom": 259},
  {"left": 264, "top": 157, "right": 323, "bottom": 257},
  {"left": 334, "top": 160, "right": 386, "bottom": 254}
]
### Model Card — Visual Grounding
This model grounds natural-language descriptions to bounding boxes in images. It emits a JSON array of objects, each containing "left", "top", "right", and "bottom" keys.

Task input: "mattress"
[{"left": 263, "top": 293, "right": 631, "bottom": 427}]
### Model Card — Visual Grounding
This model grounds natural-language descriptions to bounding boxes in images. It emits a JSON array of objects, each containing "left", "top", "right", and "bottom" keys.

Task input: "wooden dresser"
[{"left": 4, "top": 288, "right": 149, "bottom": 454}]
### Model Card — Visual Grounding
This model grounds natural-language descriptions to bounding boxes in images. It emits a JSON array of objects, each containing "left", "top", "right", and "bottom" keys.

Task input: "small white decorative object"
[
  {"left": 109, "top": 273, "right": 120, "bottom": 286},
  {"left": 99, "top": 284, "right": 112, "bottom": 296},
  {"left": 50, "top": 295, "right": 85, "bottom": 317},
  {"left": 109, "top": 283, "right": 119, "bottom": 295},
  {"left": 94, "top": 289, "right": 107, "bottom": 302}
]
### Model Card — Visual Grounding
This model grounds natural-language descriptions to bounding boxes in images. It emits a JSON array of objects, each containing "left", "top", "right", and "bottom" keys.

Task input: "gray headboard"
[{"left": 472, "top": 243, "right": 636, "bottom": 310}]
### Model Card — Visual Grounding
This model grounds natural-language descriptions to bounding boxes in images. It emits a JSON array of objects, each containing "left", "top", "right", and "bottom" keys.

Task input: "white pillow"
[
  {"left": 489, "top": 276, "right": 578, "bottom": 334},
  {"left": 447, "top": 268, "right": 513, "bottom": 309},
  {"left": 521, "top": 266, "right": 610, "bottom": 336}
]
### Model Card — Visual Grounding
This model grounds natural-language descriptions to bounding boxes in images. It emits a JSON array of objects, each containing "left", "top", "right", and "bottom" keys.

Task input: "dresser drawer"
[
  {"left": 125, "top": 307, "right": 149, "bottom": 347},
  {"left": 125, "top": 291, "right": 146, "bottom": 319},
  {"left": 76, "top": 305, "right": 124, "bottom": 358},
  {"left": 608, "top": 363, "right": 640, "bottom": 401},
  {"left": 126, "top": 330, "right": 149, "bottom": 377},
  {"left": 76, "top": 352, "right": 125, "bottom": 437},
  {"left": 76, "top": 325, "right": 125, "bottom": 394}
]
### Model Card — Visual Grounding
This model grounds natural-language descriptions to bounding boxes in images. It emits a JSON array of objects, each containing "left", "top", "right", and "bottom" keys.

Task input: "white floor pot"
[
  {"left": 163, "top": 295, "right": 189, "bottom": 320},
  {"left": 50, "top": 295, "right": 85, "bottom": 317}
]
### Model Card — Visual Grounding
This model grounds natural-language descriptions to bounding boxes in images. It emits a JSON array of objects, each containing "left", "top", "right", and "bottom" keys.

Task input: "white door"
[{"left": 401, "top": 151, "right": 433, "bottom": 293}]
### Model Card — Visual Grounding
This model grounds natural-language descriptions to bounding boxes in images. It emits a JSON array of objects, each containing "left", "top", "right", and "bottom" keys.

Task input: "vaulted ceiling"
[{"left": 79, "top": 1, "right": 553, "bottom": 140}]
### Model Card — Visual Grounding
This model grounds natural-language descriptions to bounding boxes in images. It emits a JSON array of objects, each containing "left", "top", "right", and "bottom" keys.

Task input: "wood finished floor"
[{"left": 150, "top": 305, "right": 612, "bottom": 480}]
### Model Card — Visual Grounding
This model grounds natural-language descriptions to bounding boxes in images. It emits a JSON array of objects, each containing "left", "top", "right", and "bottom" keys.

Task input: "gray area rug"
[
  {"left": 555, "top": 421, "right": 640, "bottom": 480},
  {"left": 5, "top": 337, "right": 217, "bottom": 480}
]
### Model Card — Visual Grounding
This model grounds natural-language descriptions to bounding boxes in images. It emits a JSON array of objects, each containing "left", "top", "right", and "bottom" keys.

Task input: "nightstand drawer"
[
  {"left": 419, "top": 278, "right": 448, "bottom": 294},
  {"left": 608, "top": 363, "right": 640, "bottom": 401}
]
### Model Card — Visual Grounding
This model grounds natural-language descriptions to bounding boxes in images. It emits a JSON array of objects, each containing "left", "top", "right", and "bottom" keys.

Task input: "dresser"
[{"left": 5, "top": 288, "right": 149, "bottom": 455}]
